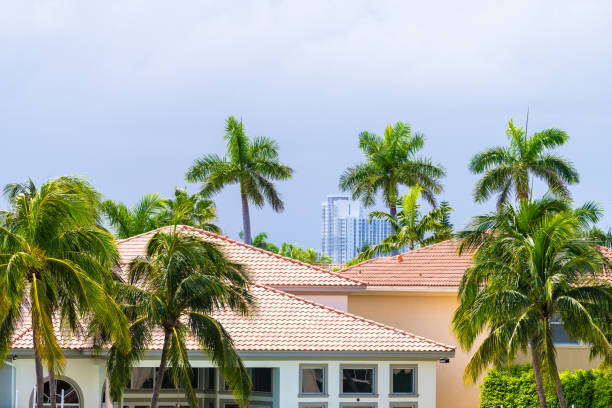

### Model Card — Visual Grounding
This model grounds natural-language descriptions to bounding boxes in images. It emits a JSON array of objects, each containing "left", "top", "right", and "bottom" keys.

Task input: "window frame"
[
  {"left": 339, "top": 403, "right": 378, "bottom": 408},
  {"left": 339, "top": 364, "right": 378, "bottom": 396},
  {"left": 389, "top": 364, "right": 418, "bottom": 396},
  {"left": 29, "top": 376, "right": 83, "bottom": 408},
  {"left": 219, "top": 367, "right": 274, "bottom": 396},
  {"left": 390, "top": 403, "right": 418, "bottom": 408},
  {"left": 299, "top": 364, "right": 328, "bottom": 396},
  {"left": 298, "top": 403, "right": 328, "bottom": 408}
]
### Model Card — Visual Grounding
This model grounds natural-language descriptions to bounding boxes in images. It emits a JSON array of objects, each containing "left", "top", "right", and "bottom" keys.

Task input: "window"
[
  {"left": 31, "top": 378, "right": 81, "bottom": 407},
  {"left": 204, "top": 367, "right": 216, "bottom": 390},
  {"left": 129, "top": 367, "right": 154, "bottom": 389},
  {"left": 299, "top": 404, "right": 328, "bottom": 408},
  {"left": 339, "top": 404, "right": 377, "bottom": 408},
  {"left": 391, "top": 365, "right": 417, "bottom": 394},
  {"left": 341, "top": 366, "right": 376, "bottom": 394},
  {"left": 300, "top": 364, "right": 327, "bottom": 395},
  {"left": 250, "top": 368, "right": 272, "bottom": 393},
  {"left": 390, "top": 404, "right": 417, "bottom": 408},
  {"left": 222, "top": 367, "right": 273, "bottom": 393},
  {"left": 129, "top": 367, "right": 199, "bottom": 390},
  {"left": 551, "top": 317, "right": 579, "bottom": 345}
]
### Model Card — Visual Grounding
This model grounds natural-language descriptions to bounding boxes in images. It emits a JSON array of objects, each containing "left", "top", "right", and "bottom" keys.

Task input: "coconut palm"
[
  {"left": 279, "top": 243, "right": 332, "bottom": 265},
  {"left": 453, "top": 196, "right": 612, "bottom": 408},
  {"left": 238, "top": 231, "right": 279, "bottom": 253},
  {"left": 469, "top": 119, "right": 579, "bottom": 206},
  {"left": 117, "top": 226, "right": 254, "bottom": 408},
  {"left": 0, "top": 177, "right": 130, "bottom": 408},
  {"left": 186, "top": 116, "right": 294, "bottom": 245},
  {"left": 357, "top": 185, "right": 453, "bottom": 260},
  {"left": 156, "top": 188, "right": 221, "bottom": 233},
  {"left": 101, "top": 193, "right": 167, "bottom": 238},
  {"left": 339, "top": 122, "right": 445, "bottom": 222}
]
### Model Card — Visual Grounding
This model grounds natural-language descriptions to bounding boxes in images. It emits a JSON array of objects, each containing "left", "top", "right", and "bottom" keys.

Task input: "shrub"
[{"left": 480, "top": 365, "right": 612, "bottom": 408}]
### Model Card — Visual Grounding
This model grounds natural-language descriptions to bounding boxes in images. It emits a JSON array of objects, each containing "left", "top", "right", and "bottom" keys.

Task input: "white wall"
[
  {"left": 12, "top": 356, "right": 437, "bottom": 408},
  {"left": 15, "top": 357, "right": 104, "bottom": 408}
]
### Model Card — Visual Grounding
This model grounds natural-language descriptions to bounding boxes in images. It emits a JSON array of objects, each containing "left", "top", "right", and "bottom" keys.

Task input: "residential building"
[
  {"left": 336, "top": 240, "right": 612, "bottom": 408},
  {"left": 320, "top": 195, "right": 392, "bottom": 263},
  {"left": 2, "top": 226, "right": 454, "bottom": 408}
]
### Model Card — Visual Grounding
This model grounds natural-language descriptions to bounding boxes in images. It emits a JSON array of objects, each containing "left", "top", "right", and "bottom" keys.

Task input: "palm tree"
[
  {"left": 358, "top": 185, "right": 453, "bottom": 260},
  {"left": 186, "top": 116, "right": 294, "bottom": 245},
  {"left": 279, "top": 243, "right": 332, "bottom": 265},
  {"left": 156, "top": 188, "right": 221, "bottom": 233},
  {"left": 101, "top": 193, "right": 167, "bottom": 238},
  {"left": 0, "top": 177, "right": 130, "bottom": 408},
  {"left": 469, "top": 119, "right": 579, "bottom": 206},
  {"left": 339, "top": 122, "right": 445, "bottom": 222},
  {"left": 117, "top": 226, "right": 254, "bottom": 408},
  {"left": 584, "top": 227, "right": 612, "bottom": 248},
  {"left": 240, "top": 232, "right": 279, "bottom": 253},
  {"left": 453, "top": 196, "right": 612, "bottom": 408}
]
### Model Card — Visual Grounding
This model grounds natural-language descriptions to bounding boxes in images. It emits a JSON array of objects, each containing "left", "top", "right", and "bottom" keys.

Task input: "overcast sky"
[{"left": 1, "top": 1, "right": 611, "bottom": 249}]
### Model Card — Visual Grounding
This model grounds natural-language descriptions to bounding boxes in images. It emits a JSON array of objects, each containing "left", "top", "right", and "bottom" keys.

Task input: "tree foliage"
[
  {"left": 454, "top": 195, "right": 612, "bottom": 408},
  {"left": 469, "top": 119, "right": 578, "bottom": 206}
]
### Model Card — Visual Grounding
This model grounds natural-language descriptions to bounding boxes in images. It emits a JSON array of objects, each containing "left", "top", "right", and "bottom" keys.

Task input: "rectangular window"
[
  {"left": 551, "top": 319, "right": 579, "bottom": 345},
  {"left": 161, "top": 368, "right": 199, "bottom": 389},
  {"left": 341, "top": 366, "right": 375, "bottom": 394},
  {"left": 204, "top": 367, "right": 216, "bottom": 391},
  {"left": 300, "top": 365, "right": 326, "bottom": 394},
  {"left": 250, "top": 368, "right": 273, "bottom": 393},
  {"left": 129, "top": 367, "right": 154, "bottom": 389},
  {"left": 390, "top": 404, "right": 417, "bottom": 408},
  {"left": 222, "top": 368, "right": 273, "bottom": 393},
  {"left": 391, "top": 365, "right": 417, "bottom": 394},
  {"left": 299, "top": 404, "right": 328, "bottom": 408},
  {"left": 339, "top": 405, "right": 377, "bottom": 408}
]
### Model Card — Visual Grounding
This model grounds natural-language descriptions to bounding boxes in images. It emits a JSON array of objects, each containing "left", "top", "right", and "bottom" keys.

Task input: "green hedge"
[{"left": 480, "top": 365, "right": 612, "bottom": 408}]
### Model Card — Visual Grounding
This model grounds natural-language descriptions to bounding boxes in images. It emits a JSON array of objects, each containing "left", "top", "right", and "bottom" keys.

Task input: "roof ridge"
[
  {"left": 255, "top": 283, "right": 455, "bottom": 351},
  {"left": 170, "top": 225, "right": 365, "bottom": 286}
]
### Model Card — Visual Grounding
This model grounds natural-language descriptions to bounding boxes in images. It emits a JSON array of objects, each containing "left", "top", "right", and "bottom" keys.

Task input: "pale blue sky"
[{"left": 1, "top": 1, "right": 611, "bottom": 249}]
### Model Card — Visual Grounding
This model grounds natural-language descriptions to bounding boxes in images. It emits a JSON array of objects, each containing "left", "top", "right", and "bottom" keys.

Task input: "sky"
[{"left": 1, "top": 1, "right": 611, "bottom": 249}]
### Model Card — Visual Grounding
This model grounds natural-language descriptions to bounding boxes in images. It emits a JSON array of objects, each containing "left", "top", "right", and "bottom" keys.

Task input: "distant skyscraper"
[{"left": 320, "top": 194, "right": 393, "bottom": 264}]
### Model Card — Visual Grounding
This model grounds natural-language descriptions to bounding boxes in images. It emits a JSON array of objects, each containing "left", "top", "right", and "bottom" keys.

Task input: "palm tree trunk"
[
  {"left": 150, "top": 330, "right": 171, "bottom": 408},
  {"left": 389, "top": 203, "right": 398, "bottom": 255},
  {"left": 49, "top": 370, "right": 57, "bottom": 408},
  {"left": 552, "top": 366, "right": 567, "bottom": 408},
  {"left": 240, "top": 192, "right": 252, "bottom": 245},
  {"left": 104, "top": 371, "right": 113, "bottom": 408},
  {"left": 33, "top": 327, "right": 44, "bottom": 408},
  {"left": 530, "top": 337, "right": 548, "bottom": 408}
]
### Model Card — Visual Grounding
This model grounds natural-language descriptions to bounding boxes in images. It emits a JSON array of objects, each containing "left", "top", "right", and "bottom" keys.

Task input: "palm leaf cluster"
[
  {"left": 470, "top": 119, "right": 579, "bottom": 206},
  {"left": 102, "top": 188, "right": 220, "bottom": 239},
  {"left": 357, "top": 184, "right": 453, "bottom": 260},
  {"left": 453, "top": 196, "right": 612, "bottom": 408},
  {"left": 0, "top": 177, "right": 130, "bottom": 407},
  {"left": 106, "top": 228, "right": 254, "bottom": 408},
  {"left": 186, "top": 116, "right": 293, "bottom": 244},
  {"left": 339, "top": 122, "right": 445, "bottom": 218}
]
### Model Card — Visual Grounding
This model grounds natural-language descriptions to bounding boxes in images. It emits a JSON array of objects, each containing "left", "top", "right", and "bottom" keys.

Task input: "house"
[
  {"left": 336, "top": 240, "right": 612, "bottom": 408},
  {"left": 2, "top": 226, "right": 454, "bottom": 408}
]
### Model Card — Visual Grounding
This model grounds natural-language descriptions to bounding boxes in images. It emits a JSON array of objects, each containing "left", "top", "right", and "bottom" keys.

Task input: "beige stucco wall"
[
  {"left": 348, "top": 291, "right": 605, "bottom": 408},
  {"left": 348, "top": 292, "right": 480, "bottom": 408}
]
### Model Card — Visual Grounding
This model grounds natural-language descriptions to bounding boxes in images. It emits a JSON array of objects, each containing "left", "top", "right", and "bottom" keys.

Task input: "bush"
[{"left": 480, "top": 365, "right": 612, "bottom": 408}]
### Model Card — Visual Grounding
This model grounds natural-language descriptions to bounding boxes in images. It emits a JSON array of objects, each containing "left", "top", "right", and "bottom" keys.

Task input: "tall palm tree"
[
  {"left": 339, "top": 122, "right": 445, "bottom": 222},
  {"left": 186, "top": 116, "right": 293, "bottom": 245},
  {"left": 358, "top": 185, "right": 453, "bottom": 260},
  {"left": 0, "top": 177, "right": 130, "bottom": 408},
  {"left": 116, "top": 226, "right": 254, "bottom": 408},
  {"left": 453, "top": 196, "right": 612, "bottom": 408},
  {"left": 156, "top": 188, "right": 221, "bottom": 233},
  {"left": 101, "top": 193, "right": 167, "bottom": 238},
  {"left": 469, "top": 119, "right": 579, "bottom": 206}
]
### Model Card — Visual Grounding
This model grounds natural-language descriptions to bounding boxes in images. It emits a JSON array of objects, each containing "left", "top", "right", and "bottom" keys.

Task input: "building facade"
[
  {"left": 2, "top": 226, "right": 454, "bottom": 408},
  {"left": 320, "top": 195, "right": 392, "bottom": 263}
]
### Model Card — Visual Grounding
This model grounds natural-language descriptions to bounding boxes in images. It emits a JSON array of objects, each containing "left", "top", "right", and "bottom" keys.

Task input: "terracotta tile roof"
[
  {"left": 338, "top": 239, "right": 473, "bottom": 288},
  {"left": 11, "top": 285, "right": 453, "bottom": 353},
  {"left": 339, "top": 241, "right": 612, "bottom": 288},
  {"left": 116, "top": 225, "right": 363, "bottom": 288}
]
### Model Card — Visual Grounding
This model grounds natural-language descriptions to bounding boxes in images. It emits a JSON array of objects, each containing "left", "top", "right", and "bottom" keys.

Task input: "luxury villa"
[{"left": 1, "top": 226, "right": 609, "bottom": 408}]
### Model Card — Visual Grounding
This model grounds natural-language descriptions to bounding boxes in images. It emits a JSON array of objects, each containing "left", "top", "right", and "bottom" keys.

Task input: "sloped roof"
[
  {"left": 117, "top": 226, "right": 363, "bottom": 288},
  {"left": 340, "top": 240, "right": 612, "bottom": 288},
  {"left": 11, "top": 285, "right": 453, "bottom": 353},
  {"left": 339, "top": 239, "right": 472, "bottom": 288}
]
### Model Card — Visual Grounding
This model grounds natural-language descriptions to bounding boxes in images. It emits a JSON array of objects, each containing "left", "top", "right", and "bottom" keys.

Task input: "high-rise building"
[{"left": 320, "top": 194, "right": 393, "bottom": 264}]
